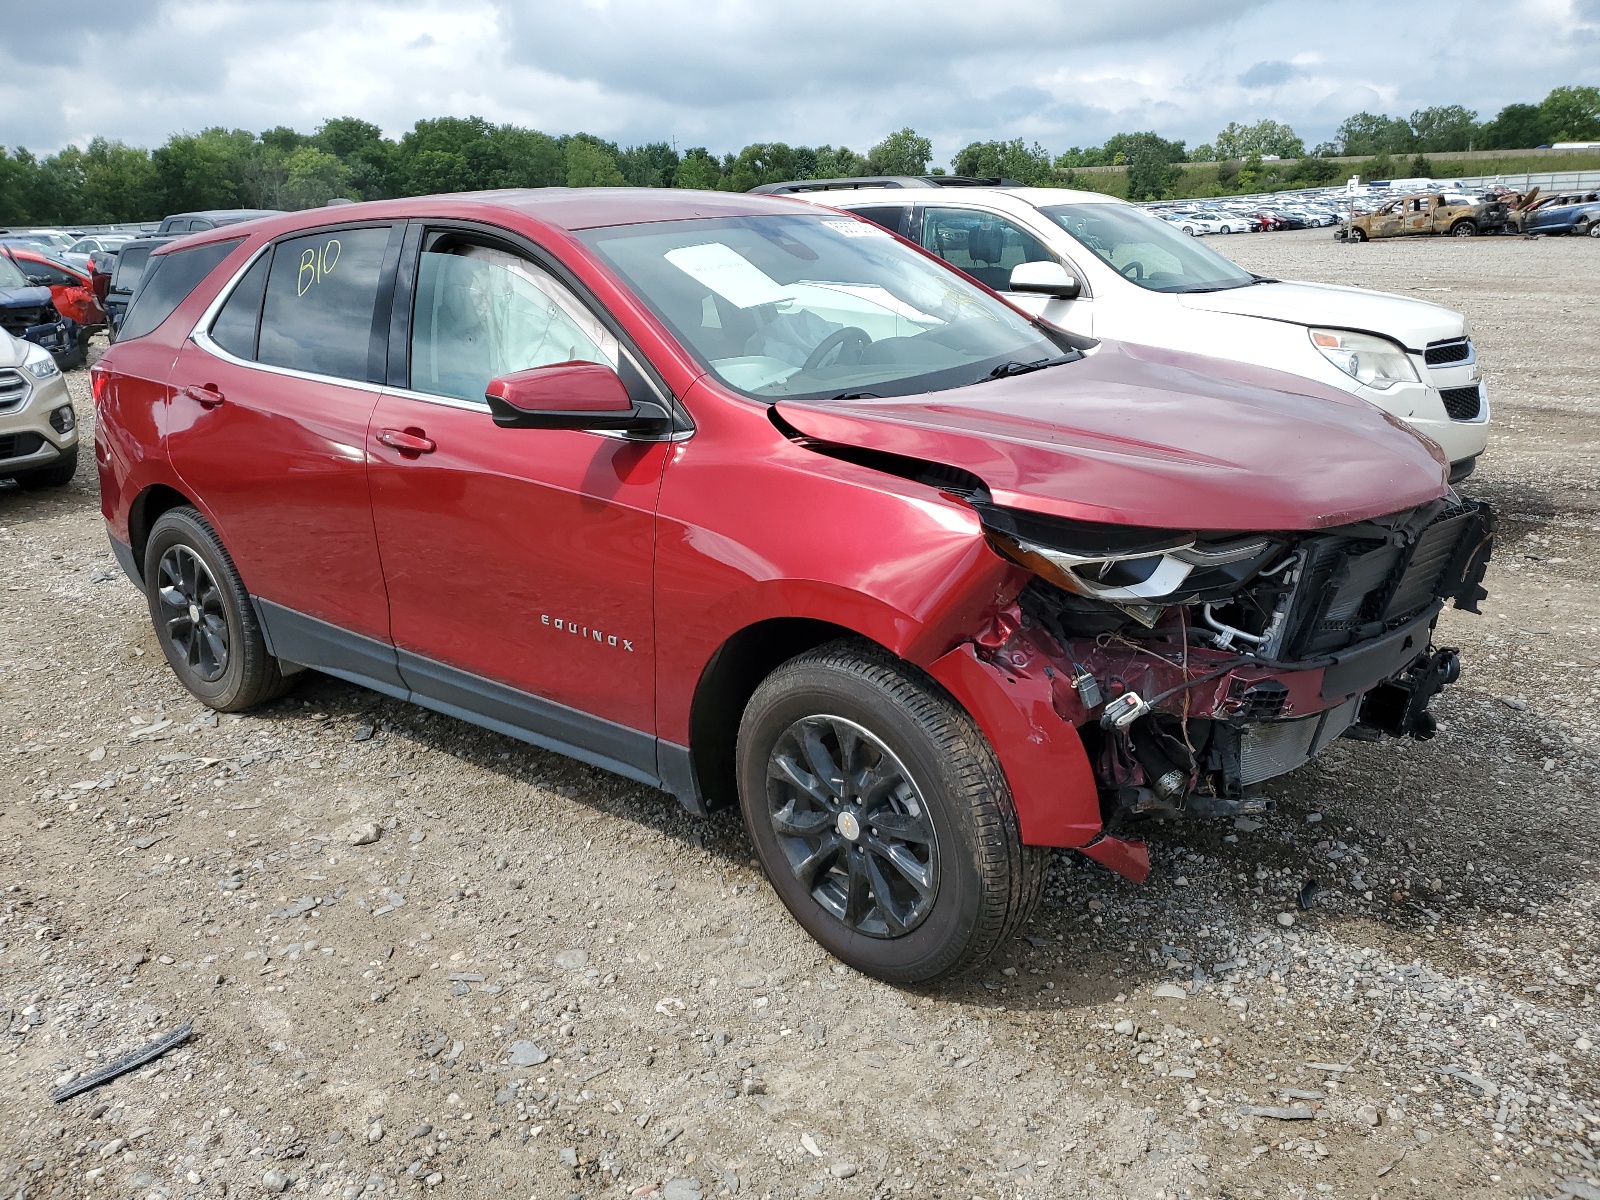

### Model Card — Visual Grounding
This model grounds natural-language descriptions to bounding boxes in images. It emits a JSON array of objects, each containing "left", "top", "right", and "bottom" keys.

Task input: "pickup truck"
[{"left": 1341, "top": 192, "right": 1508, "bottom": 240}]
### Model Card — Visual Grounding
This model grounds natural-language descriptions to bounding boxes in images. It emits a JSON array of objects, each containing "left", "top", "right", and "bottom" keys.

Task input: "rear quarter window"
[
  {"left": 255, "top": 226, "right": 394, "bottom": 382},
  {"left": 118, "top": 239, "right": 244, "bottom": 342}
]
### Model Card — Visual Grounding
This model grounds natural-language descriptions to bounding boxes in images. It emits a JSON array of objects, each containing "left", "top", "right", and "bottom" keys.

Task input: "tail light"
[{"left": 91, "top": 366, "right": 108, "bottom": 405}]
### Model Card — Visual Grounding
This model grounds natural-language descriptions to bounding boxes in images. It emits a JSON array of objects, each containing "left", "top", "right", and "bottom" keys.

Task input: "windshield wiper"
[
  {"left": 986, "top": 355, "right": 1076, "bottom": 381},
  {"left": 1250, "top": 273, "right": 1279, "bottom": 284},
  {"left": 829, "top": 390, "right": 882, "bottom": 400}
]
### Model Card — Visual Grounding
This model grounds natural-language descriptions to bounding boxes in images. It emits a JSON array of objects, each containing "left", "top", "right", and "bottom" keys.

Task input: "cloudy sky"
[{"left": 3, "top": 0, "right": 1597, "bottom": 162}]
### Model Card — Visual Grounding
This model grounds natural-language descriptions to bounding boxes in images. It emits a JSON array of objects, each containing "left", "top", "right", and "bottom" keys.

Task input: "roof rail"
[{"left": 749, "top": 176, "right": 1026, "bottom": 195}]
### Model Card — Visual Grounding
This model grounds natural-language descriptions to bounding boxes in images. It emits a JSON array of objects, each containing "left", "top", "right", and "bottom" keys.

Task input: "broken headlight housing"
[
  {"left": 980, "top": 508, "right": 1278, "bottom": 605},
  {"left": 1309, "top": 327, "right": 1419, "bottom": 390}
]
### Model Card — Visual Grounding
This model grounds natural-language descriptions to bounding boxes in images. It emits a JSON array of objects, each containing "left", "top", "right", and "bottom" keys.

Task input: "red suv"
[{"left": 93, "top": 192, "right": 1493, "bottom": 982}]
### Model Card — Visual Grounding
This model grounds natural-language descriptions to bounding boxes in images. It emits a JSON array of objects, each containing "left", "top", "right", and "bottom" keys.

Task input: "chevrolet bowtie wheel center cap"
[{"left": 837, "top": 810, "right": 862, "bottom": 842}]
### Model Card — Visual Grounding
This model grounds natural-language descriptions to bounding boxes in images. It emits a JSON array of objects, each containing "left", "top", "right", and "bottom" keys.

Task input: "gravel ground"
[{"left": 1, "top": 229, "right": 1597, "bottom": 1200}]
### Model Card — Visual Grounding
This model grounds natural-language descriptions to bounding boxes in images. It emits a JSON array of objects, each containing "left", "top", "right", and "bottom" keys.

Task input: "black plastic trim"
[
  {"left": 108, "top": 531, "right": 141, "bottom": 586},
  {"left": 657, "top": 741, "right": 706, "bottom": 816},
  {"left": 1319, "top": 606, "right": 1439, "bottom": 701},
  {"left": 254, "top": 599, "right": 408, "bottom": 697}
]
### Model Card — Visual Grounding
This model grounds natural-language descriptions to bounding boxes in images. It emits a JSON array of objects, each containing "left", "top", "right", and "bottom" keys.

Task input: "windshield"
[
  {"left": 577, "top": 214, "right": 1066, "bottom": 400},
  {"left": 1040, "top": 203, "right": 1259, "bottom": 293},
  {"left": 0, "top": 254, "right": 30, "bottom": 289}
]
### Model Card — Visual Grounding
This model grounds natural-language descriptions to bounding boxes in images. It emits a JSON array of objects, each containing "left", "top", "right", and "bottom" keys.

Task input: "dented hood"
[
  {"left": 1178, "top": 280, "right": 1463, "bottom": 350},
  {"left": 774, "top": 340, "right": 1449, "bottom": 532}
]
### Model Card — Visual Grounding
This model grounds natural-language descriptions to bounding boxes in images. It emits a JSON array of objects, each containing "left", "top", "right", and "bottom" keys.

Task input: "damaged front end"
[{"left": 957, "top": 491, "right": 1494, "bottom": 868}]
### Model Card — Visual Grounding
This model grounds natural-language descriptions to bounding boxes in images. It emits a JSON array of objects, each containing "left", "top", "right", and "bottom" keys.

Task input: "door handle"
[
  {"left": 183, "top": 384, "right": 225, "bottom": 408},
  {"left": 378, "top": 427, "right": 436, "bottom": 456}
]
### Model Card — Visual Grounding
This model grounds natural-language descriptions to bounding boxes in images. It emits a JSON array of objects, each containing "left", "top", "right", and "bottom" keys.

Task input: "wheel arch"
[
  {"left": 685, "top": 616, "right": 869, "bottom": 812},
  {"left": 126, "top": 482, "right": 201, "bottom": 584}
]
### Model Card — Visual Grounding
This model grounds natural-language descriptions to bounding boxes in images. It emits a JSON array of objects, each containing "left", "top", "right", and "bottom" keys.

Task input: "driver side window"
[
  {"left": 919, "top": 208, "right": 1053, "bottom": 292},
  {"left": 408, "top": 241, "right": 618, "bottom": 403}
]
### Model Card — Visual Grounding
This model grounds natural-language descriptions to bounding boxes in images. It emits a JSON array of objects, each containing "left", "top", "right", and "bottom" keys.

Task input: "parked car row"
[{"left": 72, "top": 187, "right": 1494, "bottom": 983}]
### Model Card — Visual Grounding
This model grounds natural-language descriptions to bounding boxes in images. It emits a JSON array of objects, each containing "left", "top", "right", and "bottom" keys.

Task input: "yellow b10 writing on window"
[{"left": 296, "top": 239, "right": 342, "bottom": 297}]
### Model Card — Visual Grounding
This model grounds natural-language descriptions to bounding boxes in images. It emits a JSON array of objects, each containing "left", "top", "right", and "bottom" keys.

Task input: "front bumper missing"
[{"left": 929, "top": 501, "right": 1494, "bottom": 882}]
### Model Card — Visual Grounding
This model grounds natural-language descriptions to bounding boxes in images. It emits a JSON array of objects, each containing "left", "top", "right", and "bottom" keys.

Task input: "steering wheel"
[
  {"left": 1120, "top": 260, "right": 1146, "bottom": 281},
  {"left": 803, "top": 327, "right": 871, "bottom": 371}
]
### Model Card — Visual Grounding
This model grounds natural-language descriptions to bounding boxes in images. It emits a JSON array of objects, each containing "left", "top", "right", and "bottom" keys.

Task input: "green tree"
[
  {"left": 1408, "top": 105, "right": 1478, "bottom": 152},
  {"left": 314, "top": 117, "right": 401, "bottom": 198},
  {"left": 1214, "top": 119, "right": 1303, "bottom": 159},
  {"left": 1054, "top": 145, "right": 1113, "bottom": 168},
  {"left": 282, "top": 146, "right": 353, "bottom": 208},
  {"left": 1410, "top": 154, "right": 1434, "bottom": 178},
  {"left": 952, "top": 138, "right": 1053, "bottom": 184},
  {"left": 867, "top": 127, "right": 931, "bottom": 175},
  {"left": 616, "top": 142, "right": 680, "bottom": 188},
  {"left": 724, "top": 143, "right": 800, "bottom": 191},
  {"left": 812, "top": 145, "right": 869, "bottom": 178},
  {"left": 565, "top": 139, "right": 626, "bottom": 187},
  {"left": 674, "top": 147, "right": 724, "bottom": 190},
  {"left": 1540, "top": 85, "right": 1600, "bottom": 140},
  {"left": 1286, "top": 156, "right": 1339, "bottom": 186},
  {"left": 1336, "top": 112, "right": 1414, "bottom": 155},
  {"left": 1188, "top": 143, "right": 1215, "bottom": 163},
  {"left": 153, "top": 128, "right": 251, "bottom": 212},
  {"left": 1479, "top": 103, "right": 1547, "bottom": 150},
  {"left": 81, "top": 138, "right": 158, "bottom": 221}
]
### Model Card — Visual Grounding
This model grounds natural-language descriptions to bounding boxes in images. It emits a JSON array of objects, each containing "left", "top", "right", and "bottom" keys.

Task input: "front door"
[
  {"left": 168, "top": 224, "right": 400, "bottom": 654},
  {"left": 367, "top": 229, "right": 668, "bottom": 771}
]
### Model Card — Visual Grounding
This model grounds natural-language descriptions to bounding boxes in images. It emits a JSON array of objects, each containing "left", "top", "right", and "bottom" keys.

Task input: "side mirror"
[
  {"left": 485, "top": 361, "right": 672, "bottom": 435},
  {"left": 1008, "top": 261, "right": 1081, "bottom": 300}
]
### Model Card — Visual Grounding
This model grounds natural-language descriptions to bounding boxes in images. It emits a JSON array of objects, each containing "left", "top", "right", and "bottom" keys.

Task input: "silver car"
[{"left": 0, "top": 328, "right": 78, "bottom": 488}]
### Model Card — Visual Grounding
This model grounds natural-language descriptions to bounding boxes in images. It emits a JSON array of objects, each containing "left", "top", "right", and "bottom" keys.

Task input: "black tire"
[
  {"left": 1350, "top": 228, "right": 1367, "bottom": 242},
  {"left": 143, "top": 507, "right": 290, "bottom": 712},
  {"left": 736, "top": 641, "right": 1045, "bottom": 983},
  {"left": 1587, "top": 221, "right": 1600, "bottom": 238},
  {"left": 13, "top": 444, "right": 78, "bottom": 489},
  {"left": 1450, "top": 220, "right": 1477, "bottom": 237}
]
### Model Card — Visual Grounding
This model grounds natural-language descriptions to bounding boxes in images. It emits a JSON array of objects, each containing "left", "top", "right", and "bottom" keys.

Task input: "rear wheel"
[
  {"left": 13, "top": 444, "right": 78, "bottom": 489},
  {"left": 1450, "top": 220, "right": 1478, "bottom": 237},
  {"left": 143, "top": 507, "right": 290, "bottom": 712},
  {"left": 736, "top": 642, "right": 1045, "bottom": 983},
  {"left": 1588, "top": 221, "right": 1600, "bottom": 238}
]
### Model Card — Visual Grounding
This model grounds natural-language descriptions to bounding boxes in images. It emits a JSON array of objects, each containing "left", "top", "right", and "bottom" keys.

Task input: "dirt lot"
[{"left": 1, "top": 229, "right": 1597, "bottom": 1200}]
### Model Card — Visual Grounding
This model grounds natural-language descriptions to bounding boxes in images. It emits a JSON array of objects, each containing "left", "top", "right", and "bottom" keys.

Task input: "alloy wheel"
[
  {"left": 155, "top": 545, "right": 230, "bottom": 683},
  {"left": 764, "top": 715, "right": 938, "bottom": 938}
]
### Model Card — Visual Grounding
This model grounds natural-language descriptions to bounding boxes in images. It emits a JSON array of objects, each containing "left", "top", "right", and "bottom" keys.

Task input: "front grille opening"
[
  {"left": 0, "top": 368, "right": 26, "bottom": 413},
  {"left": 1440, "top": 384, "right": 1483, "bottom": 420},
  {"left": 1425, "top": 339, "right": 1471, "bottom": 366}
]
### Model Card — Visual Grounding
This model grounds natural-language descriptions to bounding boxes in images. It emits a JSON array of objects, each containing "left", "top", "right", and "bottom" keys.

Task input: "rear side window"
[
  {"left": 118, "top": 239, "right": 243, "bottom": 342},
  {"left": 209, "top": 252, "right": 270, "bottom": 361},
  {"left": 111, "top": 245, "right": 152, "bottom": 293},
  {"left": 848, "top": 206, "right": 908, "bottom": 236},
  {"left": 257, "top": 226, "right": 391, "bottom": 382}
]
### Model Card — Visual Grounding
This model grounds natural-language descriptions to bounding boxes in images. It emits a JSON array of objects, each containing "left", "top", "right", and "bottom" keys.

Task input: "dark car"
[
  {"left": 92, "top": 191, "right": 1493, "bottom": 983},
  {"left": 104, "top": 237, "right": 177, "bottom": 339},
  {"left": 155, "top": 209, "right": 285, "bottom": 236}
]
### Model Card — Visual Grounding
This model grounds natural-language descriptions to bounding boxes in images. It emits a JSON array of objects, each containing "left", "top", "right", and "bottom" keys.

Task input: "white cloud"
[{"left": 0, "top": 0, "right": 1595, "bottom": 163}]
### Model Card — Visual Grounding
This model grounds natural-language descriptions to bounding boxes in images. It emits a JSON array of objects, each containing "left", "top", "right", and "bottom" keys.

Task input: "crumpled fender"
[{"left": 926, "top": 641, "right": 1103, "bottom": 849}]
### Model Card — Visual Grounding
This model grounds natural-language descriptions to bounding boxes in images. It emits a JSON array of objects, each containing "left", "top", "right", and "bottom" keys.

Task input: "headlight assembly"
[
  {"left": 987, "top": 530, "right": 1273, "bottom": 604},
  {"left": 24, "top": 353, "right": 60, "bottom": 380},
  {"left": 1309, "top": 327, "right": 1419, "bottom": 390}
]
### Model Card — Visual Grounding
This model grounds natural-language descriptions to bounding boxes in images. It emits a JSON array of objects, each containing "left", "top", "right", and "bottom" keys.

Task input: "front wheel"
[
  {"left": 1450, "top": 221, "right": 1478, "bottom": 237},
  {"left": 736, "top": 642, "right": 1045, "bottom": 983},
  {"left": 1350, "top": 228, "right": 1368, "bottom": 242},
  {"left": 1588, "top": 221, "right": 1600, "bottom": 238},
  {"left": 143, "top": 507, "right": 291, "bottom": 711}
]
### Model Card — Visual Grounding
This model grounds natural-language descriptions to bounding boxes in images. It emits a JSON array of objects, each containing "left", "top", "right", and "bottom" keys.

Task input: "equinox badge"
[{"left": 541, "top": 614, "right": 634, "bottom": 652}]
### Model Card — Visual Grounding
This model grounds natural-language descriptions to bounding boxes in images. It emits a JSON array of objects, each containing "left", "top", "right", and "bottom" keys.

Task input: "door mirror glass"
[
  {"left": 1008, "top": 260, "right": 1081, "bottom": 299},
  {"left": 486, "top": 361, "right": 669, "bottom": 434}
]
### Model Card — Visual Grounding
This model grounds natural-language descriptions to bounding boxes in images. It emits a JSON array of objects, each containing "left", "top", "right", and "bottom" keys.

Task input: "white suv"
[
  {"left": 793, "top": 186, "right": 1489, "bottom": 478},
  {"left": 0, "top": 328, "right": 78, "bottom": 488}
]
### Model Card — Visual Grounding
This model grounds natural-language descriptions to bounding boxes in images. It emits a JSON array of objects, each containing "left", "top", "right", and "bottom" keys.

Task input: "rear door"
[
  {"left": 366, "top": 224, "right": 669, "bottom": 772},
  {"left": 168, "top": 223, "right": 402, "bottom": 684}
]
